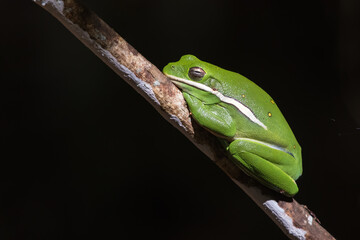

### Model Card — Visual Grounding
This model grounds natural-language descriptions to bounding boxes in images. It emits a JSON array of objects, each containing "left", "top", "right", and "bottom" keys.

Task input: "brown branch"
[{"left": 33, "top": 1, "right": 336, "bottom": 239}]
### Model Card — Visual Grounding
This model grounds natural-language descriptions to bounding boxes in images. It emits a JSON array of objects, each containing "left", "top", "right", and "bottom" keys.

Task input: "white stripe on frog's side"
[
  {"left": 166, "top": 75, "right": 267, "bottom": 130},
  {"left": 236, "top": 137, "right": 294, "bottom": 157}
]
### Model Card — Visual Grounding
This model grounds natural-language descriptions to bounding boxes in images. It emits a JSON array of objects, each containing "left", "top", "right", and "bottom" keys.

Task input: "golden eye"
[{"left": 188, "top": 67, "right": 206, "bottom": 81}]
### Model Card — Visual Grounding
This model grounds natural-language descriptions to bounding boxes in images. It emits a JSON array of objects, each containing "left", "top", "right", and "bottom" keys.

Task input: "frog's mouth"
[
  {"left": 164, "top": 74, "right": 207, "bottom": 91},
  {"left": 165, "top": 74, "right": 268, "bottom": 130}
]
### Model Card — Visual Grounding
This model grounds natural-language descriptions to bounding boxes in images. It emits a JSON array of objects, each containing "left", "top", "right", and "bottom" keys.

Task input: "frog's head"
[
  {"left": 163, "top": 55, "right": 222, "bottom": 104},
  {"left": 163, "top": 55, "right": 215, "bottom": 83}
]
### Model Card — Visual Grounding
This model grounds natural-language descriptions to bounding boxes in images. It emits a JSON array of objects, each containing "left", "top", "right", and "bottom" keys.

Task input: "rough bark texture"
[{"left": 33, "top": 1, "right": 336, "bottom": 239}]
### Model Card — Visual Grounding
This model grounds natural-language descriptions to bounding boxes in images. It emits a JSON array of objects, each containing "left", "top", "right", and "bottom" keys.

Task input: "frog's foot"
[{"left": 228, "top": 138, "right": 299, "bottom": 196}]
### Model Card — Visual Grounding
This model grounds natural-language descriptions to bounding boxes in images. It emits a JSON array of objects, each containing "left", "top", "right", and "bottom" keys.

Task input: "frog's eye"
[{"left": 188, "top": 67, "right": 206, "bottom": 81}]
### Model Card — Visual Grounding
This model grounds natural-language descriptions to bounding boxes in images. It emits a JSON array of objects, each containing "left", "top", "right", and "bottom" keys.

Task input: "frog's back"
[
  {"left": 212, "top": 69, "right": 300, "bottom": 152},
  {"left": 214, "top": 69, "right": 302, "bottom": 180}
]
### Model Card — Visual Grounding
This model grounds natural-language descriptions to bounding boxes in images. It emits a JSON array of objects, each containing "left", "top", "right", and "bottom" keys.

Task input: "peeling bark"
[{"left": 33, "top": 1, "right": 336, "bottom": 239}]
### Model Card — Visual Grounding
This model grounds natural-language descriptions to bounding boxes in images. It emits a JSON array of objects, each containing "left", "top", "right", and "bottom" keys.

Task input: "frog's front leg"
[
  {"left": 183, "top": 92, "right": 236, "bottom": 138},
  {"left": 228, "top": 138, "right": 299, "bottom": 196}
]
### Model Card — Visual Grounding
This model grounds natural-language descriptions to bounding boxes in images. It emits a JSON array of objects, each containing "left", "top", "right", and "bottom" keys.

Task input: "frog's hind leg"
[{"left": 228, "top": 138, "right": 299, "bottom": 196}]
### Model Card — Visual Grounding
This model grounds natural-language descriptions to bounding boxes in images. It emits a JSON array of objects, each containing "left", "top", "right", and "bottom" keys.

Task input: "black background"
[{"left": 1, "top": 0, "right": 359, "bottom": 239}]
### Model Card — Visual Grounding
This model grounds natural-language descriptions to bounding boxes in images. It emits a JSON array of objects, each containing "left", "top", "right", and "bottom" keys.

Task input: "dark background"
[{"left": 1, "top": 0, "right": 359, "bottom": 239}]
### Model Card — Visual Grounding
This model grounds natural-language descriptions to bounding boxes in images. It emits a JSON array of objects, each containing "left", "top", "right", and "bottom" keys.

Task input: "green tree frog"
[{"left": 163, "top": 55, "right": 302, "bottom": 196}]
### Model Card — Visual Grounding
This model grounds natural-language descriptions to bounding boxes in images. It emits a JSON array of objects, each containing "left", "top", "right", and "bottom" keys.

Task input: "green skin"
[{"left": 163, "top": 55, "right": 302, "bottom": 196}]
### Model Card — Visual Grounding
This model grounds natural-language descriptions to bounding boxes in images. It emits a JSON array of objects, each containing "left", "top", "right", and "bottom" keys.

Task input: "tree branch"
[{"left": 33, "top": 1, "right": 335, "bottom": 239}]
